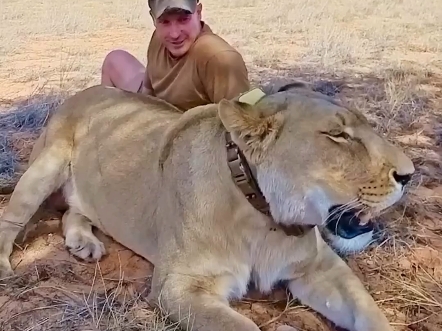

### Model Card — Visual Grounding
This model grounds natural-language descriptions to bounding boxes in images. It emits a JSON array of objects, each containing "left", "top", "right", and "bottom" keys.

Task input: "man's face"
[{"left": 153, "top": 4, "right": 202, "bottom": 58}]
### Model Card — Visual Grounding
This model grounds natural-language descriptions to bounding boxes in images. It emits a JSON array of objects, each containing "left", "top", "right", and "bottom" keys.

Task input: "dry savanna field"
[{"left": 0, "top": 0, "right": 442, "bottom": 330}]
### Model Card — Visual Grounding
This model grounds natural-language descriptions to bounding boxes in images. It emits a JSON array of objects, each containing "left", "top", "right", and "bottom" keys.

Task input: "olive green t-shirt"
[{"left": 143, "top": 22, "right": 250, "bottom": 111}]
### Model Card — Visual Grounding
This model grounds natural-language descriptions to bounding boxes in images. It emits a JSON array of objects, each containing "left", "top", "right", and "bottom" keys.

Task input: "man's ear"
[
  {"left": 196, "top": 2, "right": 203, "bottom": 16},
  {"left": 218, "top": 98, "right": 284, "bottom": 163}
]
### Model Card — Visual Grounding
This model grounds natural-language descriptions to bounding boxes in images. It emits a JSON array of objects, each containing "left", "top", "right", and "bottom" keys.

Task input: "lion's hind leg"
[
  {"left": 62, "top": 209, "right": 106, "bottom": 261},
  {"left": 0, "top": 139, "right": 71, "bottom": 278}
]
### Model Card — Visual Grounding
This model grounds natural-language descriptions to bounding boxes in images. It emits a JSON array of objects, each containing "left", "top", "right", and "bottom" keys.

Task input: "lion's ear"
[
  {"left": 276, "top": 80, "right": 311, "bottom": 92},
  {"left": 218, "top": 98, "right": 283, "bottom": 162}
]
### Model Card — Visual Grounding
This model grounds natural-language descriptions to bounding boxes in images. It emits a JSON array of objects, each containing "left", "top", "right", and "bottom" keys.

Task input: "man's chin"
[{"left": 166, "top": 43, "right": 191, "bottom": 58}]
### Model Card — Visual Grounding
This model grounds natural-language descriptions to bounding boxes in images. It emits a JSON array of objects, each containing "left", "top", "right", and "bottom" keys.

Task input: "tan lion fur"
[{"left": 0, "top": 83, "right": 414, "bottom": 331}]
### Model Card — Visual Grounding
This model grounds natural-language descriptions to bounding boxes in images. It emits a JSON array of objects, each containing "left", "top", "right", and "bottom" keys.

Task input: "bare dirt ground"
[{"left": 1, "top": 0, "right": 442, "bottom": 330}]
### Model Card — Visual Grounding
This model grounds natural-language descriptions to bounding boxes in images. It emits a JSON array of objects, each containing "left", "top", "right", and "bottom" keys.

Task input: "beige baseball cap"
[{"left": 148, "top": 0, "right": 199, "bottom": 19}]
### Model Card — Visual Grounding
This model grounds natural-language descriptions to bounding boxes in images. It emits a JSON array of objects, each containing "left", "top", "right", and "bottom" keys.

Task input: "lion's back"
[{"left": 70, "top": 84, "right": 183, "bottom": 204}]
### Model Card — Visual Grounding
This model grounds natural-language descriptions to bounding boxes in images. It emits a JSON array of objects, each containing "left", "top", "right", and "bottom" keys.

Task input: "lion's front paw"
[
  {"left": 355, "top": 312, "right": 394, "bottom": 331},
  {"left": 65, "top": 229, "right": 106, "bottom": 261},
  {"left": 0, "top": 257, "right": 14, "bottom": 279}
]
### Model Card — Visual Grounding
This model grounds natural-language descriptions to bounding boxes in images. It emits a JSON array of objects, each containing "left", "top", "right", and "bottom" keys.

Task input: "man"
[
  {"left": 36, "top": 0, "right": 251, "bottom": 212},
  {"left": 101, "top": 0, "right": 251, "bottom": 111}
]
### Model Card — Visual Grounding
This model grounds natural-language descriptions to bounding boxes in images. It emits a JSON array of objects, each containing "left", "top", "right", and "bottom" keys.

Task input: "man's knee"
[
  {"left": 101, "top": 49, "right": 128, "bottom": 83},
  {"left": 101, "top": 49, "right": 144, "bottom": 92}
]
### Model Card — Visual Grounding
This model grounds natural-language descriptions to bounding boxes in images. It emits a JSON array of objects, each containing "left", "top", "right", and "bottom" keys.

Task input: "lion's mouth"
[{"left": 325, "top": 205, "right": 374, "bottom": 239}]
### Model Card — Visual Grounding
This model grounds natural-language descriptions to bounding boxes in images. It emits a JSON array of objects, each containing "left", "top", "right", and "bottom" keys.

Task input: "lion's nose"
[{"left": 392, "top": 171, "right": 412, "bottom": 186}]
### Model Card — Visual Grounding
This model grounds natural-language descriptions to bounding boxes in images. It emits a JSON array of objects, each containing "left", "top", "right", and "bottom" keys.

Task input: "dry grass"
[
  {"left": 0, "top": 261, "right": 181, "bottom": 331},
  {"left": 0, "top": 0, "right": 442, "bottom": 330}
]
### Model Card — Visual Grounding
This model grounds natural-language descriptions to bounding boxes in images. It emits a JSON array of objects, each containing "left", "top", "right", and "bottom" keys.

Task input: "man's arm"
[{"left": 203, "top": 50, "right": 250, "bottom": 103}]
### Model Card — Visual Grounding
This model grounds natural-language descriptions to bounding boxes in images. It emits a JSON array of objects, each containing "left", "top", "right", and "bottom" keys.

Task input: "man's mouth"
[
  {"left": 325, "top": 205, "right": 374, "bottom": 239},
  {"left": 170, "top": 39, "right": 185, "bottom": 47}
]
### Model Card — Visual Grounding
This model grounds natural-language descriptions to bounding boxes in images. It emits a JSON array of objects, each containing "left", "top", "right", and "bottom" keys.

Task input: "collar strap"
[
  {"left": 225, "top": 131, "right": 315, "bottom": 236},
  {"left": 225, "top": 131, "right": 270, "bottom": 216}
]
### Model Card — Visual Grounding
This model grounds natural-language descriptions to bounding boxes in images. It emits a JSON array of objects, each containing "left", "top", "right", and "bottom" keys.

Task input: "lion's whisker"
[{"left": 323, "top": 199, "right": 361, "bottom": 226}]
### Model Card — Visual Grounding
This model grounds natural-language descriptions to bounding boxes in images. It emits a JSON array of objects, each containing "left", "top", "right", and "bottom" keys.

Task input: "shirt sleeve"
[{"left": 203, "top": 50, "right": 250, "bottom": 103}]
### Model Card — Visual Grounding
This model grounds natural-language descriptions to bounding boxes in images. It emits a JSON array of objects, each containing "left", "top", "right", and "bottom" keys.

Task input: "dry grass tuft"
[
  {"left": 0, "top": 92, "right": 67, "bottom": 193},
  {"left": 0, "top": 260, "right": 182, "bottom": 331}
]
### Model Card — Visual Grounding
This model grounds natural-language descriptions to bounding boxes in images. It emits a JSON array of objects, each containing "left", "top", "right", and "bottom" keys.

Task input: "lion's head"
[{"left": 218, "top": 82, "right": 414, "bottom": 253}]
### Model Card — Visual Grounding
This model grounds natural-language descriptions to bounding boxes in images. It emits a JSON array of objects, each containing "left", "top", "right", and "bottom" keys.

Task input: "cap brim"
[{"left": 153, "top": 2, "right": 196, "bottom": 19}]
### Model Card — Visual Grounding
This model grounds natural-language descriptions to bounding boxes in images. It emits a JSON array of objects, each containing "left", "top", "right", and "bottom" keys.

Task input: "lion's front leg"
[{"left": 287, "top": 241, "right": 392, "bottom": 331}]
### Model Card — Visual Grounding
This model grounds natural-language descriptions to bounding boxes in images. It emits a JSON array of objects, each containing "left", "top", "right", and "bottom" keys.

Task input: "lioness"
[{"left": 0, "top": 82, "right": 414, "bottom": 331}]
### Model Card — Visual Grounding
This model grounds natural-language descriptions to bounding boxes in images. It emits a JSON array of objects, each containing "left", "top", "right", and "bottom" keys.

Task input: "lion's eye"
[
  {"left": 330, "top": 132, "right": 350, "bottom": 139},
  {"left": 325, "top": 131, "right": 351, "bottom": 143}
]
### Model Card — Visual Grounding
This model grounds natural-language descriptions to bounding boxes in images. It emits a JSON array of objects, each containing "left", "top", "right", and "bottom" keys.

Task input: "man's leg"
[{"left": 101, "top": 49, "right": 146, "bottom": 93}]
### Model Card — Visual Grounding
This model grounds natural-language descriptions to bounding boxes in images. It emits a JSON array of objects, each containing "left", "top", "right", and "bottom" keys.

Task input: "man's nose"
[{"left": 168, "top": 23, "right": 181, "bottom": 38}]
